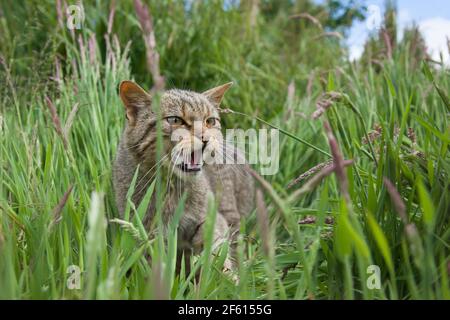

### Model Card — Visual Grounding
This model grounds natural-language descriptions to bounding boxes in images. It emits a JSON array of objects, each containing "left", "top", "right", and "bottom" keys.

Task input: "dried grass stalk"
[
  {"left": 383, "top": 177, "right": 422, "bottom": 261},
  {"left": 107, "top": 0, "right": 116, "bottom": 35},
  {"left": 312, "top": 91, "right": 342, "bottom": 119},
  {"left": 306, "top": 71, "right": 315, "bottom": 97},
  {"left": 49, "top": 185, "right": 74, "bottom": 229},
  {"left": 64, "top": 102, "right": 80, "bottom": 140},
  {"left": 313, "top": 31, "right": 343, "bottom": 40},
  {"left": 381, "top": 28, "right": 393, "bottom": 60},
  {"left": 287, "top": 159, "right": 333, "bottom": 189},
  {"left": 56, "top": 0, "right": 64, "bottom": 29},
  {"left": 249, "top": 0, "right": 260, "bottom": 28},
  {"left": 289, "top": 13, "right": 323, "bottom": 30},
  {"left": 255, "top": 189, "right": 271, "bottom": 257},
  {"left": 45, "top": 96, "right": 68, "bottom": 150},
  {"left": 88, "top": 34, "right": 97, "bottom": 66},
  {"left": 110, "top": 218, "right": 148, "bottom": 246},
  {"left": 298, "top": 215, "right": 334, "bottom": 225},
  {"left": 133, "top": 0, "right": 165, "bottom": 92},
  {"left": 289, "top": 159, "right": 354, "bottom": 201},
  {"left": 324, "top": 121, "right": 349, "bottom": 200},
  {"left": 362, "top": 123, "right": 382, "bottom": 144},
  {"left": 383, "top": 178, "right": 407, "bottom": 223}
]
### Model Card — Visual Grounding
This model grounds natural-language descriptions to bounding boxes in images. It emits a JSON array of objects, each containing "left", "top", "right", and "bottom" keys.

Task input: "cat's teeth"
[
  {"left": 190, "top": 150, "right": 203, "bottom": 166},
  {"left": 187, "top": 163, "right": 201, "bottom": 170},
  {"left": 178, "top": 150, "right": 203, "bottom": 172}
]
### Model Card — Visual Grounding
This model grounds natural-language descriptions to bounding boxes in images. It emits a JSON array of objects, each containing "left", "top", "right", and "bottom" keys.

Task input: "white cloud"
[
  {"left": 418, "top": 17, "right": 450, "bottom": 66},
  {"left": 349, "top": 44, "right": 364, "bottom": 61},
  {"left": 347, "top": 14, "right": 450, "bottom": 66}
]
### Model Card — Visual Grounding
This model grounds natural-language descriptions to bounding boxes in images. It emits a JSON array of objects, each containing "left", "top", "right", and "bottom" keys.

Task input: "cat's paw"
[{"left": 222, "top": 259, "right": 239, "bottom": 284}]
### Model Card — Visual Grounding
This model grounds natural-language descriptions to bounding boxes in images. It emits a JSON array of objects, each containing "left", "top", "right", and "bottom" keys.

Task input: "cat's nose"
[{"left": 189, "top": 136, "right": 203, "bottom": 152}]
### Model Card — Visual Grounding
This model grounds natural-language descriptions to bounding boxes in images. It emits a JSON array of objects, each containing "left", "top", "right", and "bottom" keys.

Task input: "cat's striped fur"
[{"left": 113, "top": 81, "right": 254, "bottom": 271}]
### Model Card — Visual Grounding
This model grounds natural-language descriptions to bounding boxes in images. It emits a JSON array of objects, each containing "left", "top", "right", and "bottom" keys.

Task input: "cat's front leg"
[{"left": 191, "top": 213, "right": 235, "bottom": 274}]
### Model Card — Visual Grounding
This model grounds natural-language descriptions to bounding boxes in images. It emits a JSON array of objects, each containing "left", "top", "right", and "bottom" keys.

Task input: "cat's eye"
[
  {"left": 166, "top": 116, "right": 184, "bottom": 125},
  {"left": 205, "top": 117, "right": 218, "bottom": 127}
]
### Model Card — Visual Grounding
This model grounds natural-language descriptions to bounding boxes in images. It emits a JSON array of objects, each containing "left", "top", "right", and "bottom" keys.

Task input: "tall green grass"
[{"left": 0, "top": 0, "right": 448, "bottom": 299}]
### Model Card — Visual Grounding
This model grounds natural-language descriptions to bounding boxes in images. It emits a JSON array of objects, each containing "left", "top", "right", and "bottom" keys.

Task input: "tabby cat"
[{"left": 113, "top": 81, "right": 254, "bottom": 271}]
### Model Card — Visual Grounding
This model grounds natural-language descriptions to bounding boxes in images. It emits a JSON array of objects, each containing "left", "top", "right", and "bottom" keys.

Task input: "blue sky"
[
  {"left": 344, "top": 0, "right": 450, "bottom": 64},
  {"left": 220, "top": 0, "right": 450, "bottom": 64}
]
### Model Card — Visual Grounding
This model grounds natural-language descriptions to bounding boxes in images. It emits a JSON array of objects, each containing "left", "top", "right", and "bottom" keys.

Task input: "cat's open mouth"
[{"left": 178, "top": 150, "right": 203, "bottom": 173}]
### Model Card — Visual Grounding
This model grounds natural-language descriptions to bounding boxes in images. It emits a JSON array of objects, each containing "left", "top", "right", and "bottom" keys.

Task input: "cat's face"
[{"left": 119, "top": 81, "right": 232, "bottom": 178}]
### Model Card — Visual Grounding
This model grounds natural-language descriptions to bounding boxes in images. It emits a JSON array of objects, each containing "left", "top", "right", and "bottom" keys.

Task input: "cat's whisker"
[
  {"left": 166, "top": 151, "right": 182, "bottom": 200},
  {"left": 177, "top": 169, "right": 181, "bottom": 200},
  {"left": 218, "top": 141, "right": 252, "bottom": 158},
  {"left": 123, "top": 142, "right": 140, "bottom": 150},
  {"left": 221, "top": 139, "right": 252, "bottom": 146},
  {"left": 219, "top": 141, "right": 254, "bottom": 154},
  {"left": 135, "top": 154, "right": 169, "bottom": 190},
  {"left": 222, "top": 144, "right": 249, "bottom": 162},
  {"left": 135, "top": 168, "right": 160, "bottom": 197},
  {"left": 135, "top": 156, "right": 171, "bottom": 196},
  {"left": 124, "top": 140, "right": 150, "bottom": 150},
  {"left": 183, "top": 147, "right": 190, "bottom": 165},
  {"left": 180, "top": 170, "right": 185, "bottom": 200}
]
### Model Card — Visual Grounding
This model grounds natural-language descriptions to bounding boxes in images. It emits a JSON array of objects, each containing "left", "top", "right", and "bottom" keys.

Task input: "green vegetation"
[{"left": 0, "top": 0, "right": 448, "bottom": 299}]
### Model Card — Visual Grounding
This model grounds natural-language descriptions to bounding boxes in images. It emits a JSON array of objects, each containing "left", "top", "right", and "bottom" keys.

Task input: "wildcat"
[{"left": 113, "top": 81, "right": 254, "bottom": 272}]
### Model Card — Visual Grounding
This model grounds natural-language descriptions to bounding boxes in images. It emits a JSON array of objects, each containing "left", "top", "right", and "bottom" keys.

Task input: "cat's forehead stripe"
[{"left": 164, "top": 89, "right": 214, "bottom": 116}]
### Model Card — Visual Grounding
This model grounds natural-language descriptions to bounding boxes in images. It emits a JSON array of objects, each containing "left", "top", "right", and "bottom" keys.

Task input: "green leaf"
[
  {"left": 416, "top": 178, "right": 435, "bottom": 229},
  {"left": 422, "top": 61, "right": 450, "bottom": 110},
  {"left": 367, "top": 212, "right": 394, "bottom": 273}
]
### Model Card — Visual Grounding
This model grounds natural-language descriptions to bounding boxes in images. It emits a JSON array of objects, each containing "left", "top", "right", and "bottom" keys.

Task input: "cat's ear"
[
  {"left": 119, "top": 81, "right": 151, "bottom": 124},
  {"left": 202, "top": 82, "right": 233, "bottom": 106}
]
